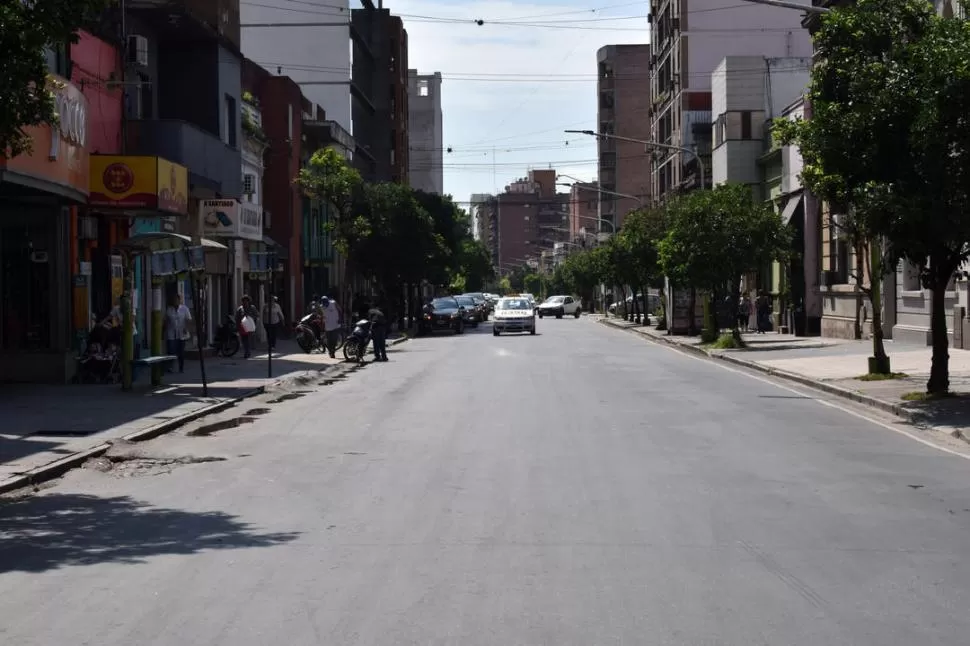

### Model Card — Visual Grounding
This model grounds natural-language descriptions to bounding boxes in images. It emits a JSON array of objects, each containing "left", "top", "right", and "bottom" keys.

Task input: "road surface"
[{"left": 2, "top": 318, "right": 969, "bottom": 645}]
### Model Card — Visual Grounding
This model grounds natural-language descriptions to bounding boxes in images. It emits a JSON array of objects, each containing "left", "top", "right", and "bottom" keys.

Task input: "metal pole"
[
  {"left": 565, "top": 129, "right": 707, "bottom": 190},
  {"left": 267, "top": 253, "right": 274, "bottom": 378}
]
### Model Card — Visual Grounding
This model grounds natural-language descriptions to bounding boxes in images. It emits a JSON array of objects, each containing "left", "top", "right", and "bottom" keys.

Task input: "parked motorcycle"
[
  {"left": 342, "top": 319, "right": 372, "bottom": 363},
  {"left": 295, "top": 311, "right": 324, "bottom": 354},
  {"left": 211, "top": 314, "right": 241, "bottom": 358}
]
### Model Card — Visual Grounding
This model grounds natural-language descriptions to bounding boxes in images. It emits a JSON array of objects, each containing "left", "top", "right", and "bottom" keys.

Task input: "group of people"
[{"left": 736, "top": 291, "right": 773, "bottom": 334}]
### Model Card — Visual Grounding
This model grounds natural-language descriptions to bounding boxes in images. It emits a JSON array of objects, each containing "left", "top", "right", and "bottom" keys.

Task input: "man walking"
[
  {"left": 368, "top": 302, "right": 388, "bottom": 362},
  {"left": 321, "top": 296, "right": 342, "bottom": 358},
  {"left": 236, "top": 295, "right": 259, "bottom": 359}
]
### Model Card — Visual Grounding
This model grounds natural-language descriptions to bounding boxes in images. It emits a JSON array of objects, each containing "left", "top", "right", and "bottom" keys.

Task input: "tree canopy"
[{"left": 1, "top": 0, "right": 107, "bottom": 157}]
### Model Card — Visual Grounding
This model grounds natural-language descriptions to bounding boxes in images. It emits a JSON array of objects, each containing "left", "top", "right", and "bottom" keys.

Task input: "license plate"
[{"left": 437, "top": 320, "right": 448, "bottom": 326}]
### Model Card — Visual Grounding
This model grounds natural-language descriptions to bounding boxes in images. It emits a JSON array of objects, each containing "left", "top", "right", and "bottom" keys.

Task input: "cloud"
[{"left": 390, "top": 0, "right": 648, "bottom": 198}]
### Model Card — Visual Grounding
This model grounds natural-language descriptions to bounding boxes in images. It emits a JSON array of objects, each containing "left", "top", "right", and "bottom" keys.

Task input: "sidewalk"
[
  {"left": 600, "top": 316, "right": 970, "bottom": 437},
  {"left": 0, "top": 334, "right": 405, "bottom": 487}
]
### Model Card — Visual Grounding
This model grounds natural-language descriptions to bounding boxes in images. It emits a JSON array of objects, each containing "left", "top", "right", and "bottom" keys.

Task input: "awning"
[
  {"left": 262, "top": 234, "right": 289, "bottom": 259},
  {"left": 115, "top": 232, "right": 228, "bottom": 254},
  {"left": 780, "top": 194, "right": 804, "bottom": 225}
]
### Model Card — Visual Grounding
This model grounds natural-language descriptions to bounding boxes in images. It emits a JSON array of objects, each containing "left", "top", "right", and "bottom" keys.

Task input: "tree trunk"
[
  {"left": 853, "top": 241, "right": 864, "bottom": 340},
  {"left": 867, "top": 243, "right": 890, "bottom": 374},
  {"left": 927, "top": 280, "right": 950, "bottom": 395}
]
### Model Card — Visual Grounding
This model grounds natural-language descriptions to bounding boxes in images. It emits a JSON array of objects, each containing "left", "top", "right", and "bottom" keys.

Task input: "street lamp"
[
  {"left": 565, "top": 129, "right": 707, "bottom": 191},
  {"left": 736, "top": 0, "right": 829, "bottom": 12}
]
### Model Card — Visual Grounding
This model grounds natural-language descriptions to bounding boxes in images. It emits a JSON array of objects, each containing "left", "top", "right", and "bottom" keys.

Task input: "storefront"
[
  {"left": 0, "top": 76, "right": 89, "bottom": 382},
  {"left": 201, "top": 198, "right": 273, "bottom": 342},
  {"left": 87, "top": 155, "right": 190, "bottom": 353}
]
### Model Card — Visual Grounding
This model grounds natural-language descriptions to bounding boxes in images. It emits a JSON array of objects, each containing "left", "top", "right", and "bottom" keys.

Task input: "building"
[
  {"left": 495, "top": 170, "right": 568, "bottom": 272},
  {"left": 240, "top": 0, "right": 352, "bottom": 134},
  {"left": 351, "top": 5, "right": 409, "bottom": 183},
  {"left": 408, "top": 71, "right": 443, "bottom": 194},
  {"left": 470, "top": 193, "right": 498, "bottom": 268},
  {"left": 648, "top": 0, "right": 812, "bottom": 203},
  {"left": 597, "top": 45, "right": 650, "bottom": 231},
  {"left": 710, "top": 56, "right": 814, "bottom": 333},
  {"left": 568, "top": 182, "right": 599, "bottom": 241}
]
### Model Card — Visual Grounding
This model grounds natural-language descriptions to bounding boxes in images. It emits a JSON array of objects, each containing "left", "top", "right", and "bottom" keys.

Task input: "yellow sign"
[{"left": 88, "top": 155, "right": 189, "bottom": 215}]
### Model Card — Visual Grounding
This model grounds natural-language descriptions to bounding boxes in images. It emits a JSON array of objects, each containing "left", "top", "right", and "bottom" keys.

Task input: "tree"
[
  {"left": 2, "top": 0, "right": 108, "bottom": 157},
  {"left": 455, "top": 239, "right": 494, "bottom": 292},
  {"left": 775, "top": 0, "right": 970, "bottom": 392},
  {"left": 658, "top": 184, "right": 791, "bottom": 340},
  {"left": 613, "top": 207, "right": 666, "bottom": 323},
  {"left": 560, "top": 248, "right": 605, "bottom": 306},
  {"left": 298, "top": 147, "right": 366, "bottom": 257}
]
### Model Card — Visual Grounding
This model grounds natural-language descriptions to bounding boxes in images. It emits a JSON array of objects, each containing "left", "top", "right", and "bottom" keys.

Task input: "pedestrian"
[
  {"left": 236, "top": 295, "right": 259, "bottom": 358},
  {"left": 737, "top": 292, "right": 752, "bottom": 333},
  {"left": 264, "top": 295, "right": 284, "bottom": 352},
  {"left": 320, "top": 295, "right": 342, "bottom": 358},
  {"left": 368, "top": 302, "right": 388, "bottom": 362},
  {"left": 756, "top": 291, "right": 772, "bottom": 334},
  {"left": 163, "top": 293, "right": 192, "bottom": 372}
]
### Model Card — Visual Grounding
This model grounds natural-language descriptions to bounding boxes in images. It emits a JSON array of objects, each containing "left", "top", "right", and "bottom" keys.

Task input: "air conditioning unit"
[{"left": 127, "top": 35, "right": 149, "bottom": 67}]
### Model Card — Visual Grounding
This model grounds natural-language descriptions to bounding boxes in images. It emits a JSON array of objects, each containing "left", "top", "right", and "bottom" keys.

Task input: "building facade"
[
  {"left": 568, "top": 182, "right": 599, "bottom": 241},
  {"left": 240, "top": 0, "right": 352, "bottom": 134},
  {"left": 351, "top": 6, "right": 409, "bottom": 183},
  {"left": 597, "top": 44, "right": 650, "bottom": 231},
  {"left": 408, "top": 71, "right": 444, "bottom": 194},
  {"left": 649, "top": 0, "right": 812, "bottom": 203},
  {"left": 495, "top": 170, "right": 567, "bottom": 272}
]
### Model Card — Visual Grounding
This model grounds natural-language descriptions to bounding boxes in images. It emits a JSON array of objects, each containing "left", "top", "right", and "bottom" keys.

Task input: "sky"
[{"left": 390, "top": 0, "right": 648, "bottom": 207}]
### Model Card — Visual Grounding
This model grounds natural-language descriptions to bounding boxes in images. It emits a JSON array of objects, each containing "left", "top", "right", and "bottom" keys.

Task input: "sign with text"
[{"left": 200, "top": 199, "right": 263, "bottom": 241}]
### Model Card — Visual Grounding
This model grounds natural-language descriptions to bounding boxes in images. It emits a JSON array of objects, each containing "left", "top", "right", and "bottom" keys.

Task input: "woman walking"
[{"left": 164, "top": 293, "right": 192, "bottom": 372}]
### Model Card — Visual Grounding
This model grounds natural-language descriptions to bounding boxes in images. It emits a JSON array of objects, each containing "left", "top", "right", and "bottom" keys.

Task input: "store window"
[{"left": 1, "top": 224, "right": 53, "bottom": 351}]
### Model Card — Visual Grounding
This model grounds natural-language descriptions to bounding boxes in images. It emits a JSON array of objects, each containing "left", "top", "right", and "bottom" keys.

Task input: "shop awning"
[{"left": 115, "top": 232, "right": 228, "bottom": 254}]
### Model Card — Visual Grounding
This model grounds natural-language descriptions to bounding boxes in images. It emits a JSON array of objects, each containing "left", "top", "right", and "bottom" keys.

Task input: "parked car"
[
  {"left": 537, "top": 295, "right": 581, "bottom": 319},
  {"left": 461, "top": 293, "right": 490, "bottom": 320},
  {"left": 455, "top": 295, "right": 482, "bottom": 326},
  {"left": 610, "top": 293, "right": 660, "bottom": 319},
  {"left": 492, "top": 297, "right": 536, "bottom": 336},
  {"left": 418, "top": 296, "right": 466, "bottom": 335}
]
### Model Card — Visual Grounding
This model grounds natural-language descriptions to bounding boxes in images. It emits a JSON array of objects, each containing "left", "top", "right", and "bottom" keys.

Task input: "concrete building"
[
  {"left": 495, "top": 170, "right": 567, "bottom": 272},
  {"left": 649, "top": 0, "right": 812, "bottom": 203},
  {"left": 568, "top": 182, "right": 599, "bottom": 240},
  {"left": 470, "top": 193, "right": 498, "bottom": 268},
  {"left": 597, "top": 44, "right": 650, "bottom": 231},
  {"left": 408, "top": 71, "right": 444, "bottom": 194},
  {"left": 351, "top": 6, "right": 409, "bottom": 183},
  {"left": 240, "top": 0, "right": 352, "bottom": 134}
]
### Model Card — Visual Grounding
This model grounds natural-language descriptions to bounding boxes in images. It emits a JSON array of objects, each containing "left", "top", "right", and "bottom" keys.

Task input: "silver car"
[{"left": 492, "top": 297, "right": 537, "bottom": 336}]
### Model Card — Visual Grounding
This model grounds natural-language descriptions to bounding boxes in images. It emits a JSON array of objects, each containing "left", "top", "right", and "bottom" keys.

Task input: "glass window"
[{"left": 1, "top": 223, "right": 53, "bottom": 350}]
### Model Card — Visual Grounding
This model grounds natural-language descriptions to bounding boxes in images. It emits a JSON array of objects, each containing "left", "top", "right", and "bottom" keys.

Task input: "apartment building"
[
  {"left": 240, "top": 0, "right": 352, "bottom": 134},
  {"left": 597, "top": 45, "right": 650, "bottom": 231},
  {"left": 351, "top": 6, "right": 409, "bottom": 183},
  {"left": 568, "top": 182, "right": 599, "bottom": 241},
  {"left": 408, "top": 71, "right": 444, "bottom": 194},
  {"left": 495, "top": 170, "right": 567, "bottom": 272},
  {"left": 649, "top": 0, "right": 812, "bottom": 202}
]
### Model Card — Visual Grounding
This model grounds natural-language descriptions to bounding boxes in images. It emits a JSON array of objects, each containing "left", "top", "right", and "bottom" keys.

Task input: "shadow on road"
[{"left": 0, "top": 493, "right": 299, "bottom": 573}]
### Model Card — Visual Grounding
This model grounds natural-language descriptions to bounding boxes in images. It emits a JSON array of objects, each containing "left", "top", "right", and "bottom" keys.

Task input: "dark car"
[
  {"left": 462, "top": 292, "right": 492, "bottom": 317},
  {"left": 418, "top": 296, "right": 466, "bottom": 336},
  {"left": 455, "top": 296, "right": 481, "bottom": 326}
]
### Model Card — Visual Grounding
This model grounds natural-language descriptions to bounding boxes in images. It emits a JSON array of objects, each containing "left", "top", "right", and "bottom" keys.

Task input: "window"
[
  {"left": 741, "top": 111, "right": 752, "bottom": 140},
  {"left": 715, "top": 114, "right": 727, "bottom": 146},
  {"left": 44, "top": 43, "right": 69, "bottom": 77},
  {"left": 225, "top": 94, "right": 237, "bottom": 147},
  {"left": 418, "top": 80, "right": 429, "bottom": 96}
]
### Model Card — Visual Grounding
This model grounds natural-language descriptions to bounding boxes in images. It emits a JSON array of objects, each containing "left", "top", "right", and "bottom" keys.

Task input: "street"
[{"left": 2, "top": 318, "right": 970, "bottom": 645}]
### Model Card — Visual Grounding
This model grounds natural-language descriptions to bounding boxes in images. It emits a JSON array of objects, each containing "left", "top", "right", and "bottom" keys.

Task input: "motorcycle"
[
  {"left": 342, "top": 319, "right": 372, "bottom": 363},
  {"left": 211, "top": 314, "right": 241, "bottom": 358},
  {"left": 295, "top": 311, "right": 324, "bottom": 354}
]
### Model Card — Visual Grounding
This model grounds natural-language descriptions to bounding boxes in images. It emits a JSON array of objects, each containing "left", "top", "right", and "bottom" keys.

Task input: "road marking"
[{"left": 599, "top": 320, "right": 970, "bottom": 461}]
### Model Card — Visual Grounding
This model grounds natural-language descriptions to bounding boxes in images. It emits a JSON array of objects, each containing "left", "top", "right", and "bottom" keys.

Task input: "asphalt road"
[{"left": 2, "top": 317, "right": 970, "bottom": 645}]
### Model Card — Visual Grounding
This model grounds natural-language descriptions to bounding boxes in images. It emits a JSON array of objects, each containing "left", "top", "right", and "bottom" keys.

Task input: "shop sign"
[
  {"left": 1, "top": 75, "right": 89, "bottom": 197},
  {"left": 88, "top": 155, "right": 189, "bottom": 215},
  {"left": 201, "top": 199, "right": 263, "bottom": 241}
]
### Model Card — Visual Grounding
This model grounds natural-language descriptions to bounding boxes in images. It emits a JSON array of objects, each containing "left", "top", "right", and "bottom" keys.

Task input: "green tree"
[
  {"left": 298, "top": 147, "right": 366, "bottom": 256},
  {"left": 523, "top": 272, "right": 542, "bottom": 297},
  {"left": 1, "top": 0, "right": 107, "bottom": 157},
  {"left": 658, "top": 184, "right": 791, "bottom": 340},
  {"left": 455, "top": 239, "right": 494, "bottom": 292},
  {"left": 560, "top": 249, "right": 605, "bottom": 306},
  {"left": 776, "top": 0, "right": 970, "bottom": 392}
]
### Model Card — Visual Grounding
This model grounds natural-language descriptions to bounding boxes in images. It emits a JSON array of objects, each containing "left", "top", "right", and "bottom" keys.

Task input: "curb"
[
  {"left": 598, "top": 318, "right": 915, "bottom": 421},
  {"left": 0, "top": 351, "right": 382, "bottom": 496}
]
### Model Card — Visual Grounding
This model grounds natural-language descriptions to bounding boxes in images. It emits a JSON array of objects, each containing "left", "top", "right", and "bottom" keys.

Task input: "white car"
[
  {"left": 537, "top": 295, "right": 581, "bottom": 319},
  {"left": 492, "top": 297, "right": 536, "bottom": 335}
]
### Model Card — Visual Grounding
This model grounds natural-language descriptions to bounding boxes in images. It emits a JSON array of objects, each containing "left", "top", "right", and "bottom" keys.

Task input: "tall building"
[
  {"left": 495, "top": 170, "right": 568, "bottom": 272},
  {"left": 470, "top": 193, "right": 497, "bottom": 267},
  {"left": 648, "top": 0, "right": 812, "bottom": 203},
  {"left": 597, "top": 44, "right": 651, "bottom": 231},
  {"left": 241, "top": 0, "right": 352, "bottom": 133},
  {"left": 408, "top": 71, "right": 443, "bottom": 194},
  {"left": 568, "top": 182, "right": 599, "bottom": 241},
  {"left": 351, "top": 6, "right": 409, "bottom": 183}
]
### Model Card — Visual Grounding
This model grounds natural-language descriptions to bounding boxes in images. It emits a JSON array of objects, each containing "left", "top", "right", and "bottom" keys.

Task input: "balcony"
[
  {"left": 127, "top": 0, "right": 240, "bottom": 51},
  {"left": 127, "top": 119, "right": 242, "bottom": 198}
]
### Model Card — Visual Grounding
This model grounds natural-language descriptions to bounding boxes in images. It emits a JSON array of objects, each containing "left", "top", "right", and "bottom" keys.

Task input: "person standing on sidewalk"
[
  {"left": 163, "top": 293, "right": 192, "bottom": 373},
  {"left": 321, "top": 296, "right": 342, "bottom": 358},
  {"left": 737, "top": 293, "right": 752, "bottom": 333},
  {"left": 236, "top": 295, "right": 259, "bottom": 359},
  {"left": 368, "top": 302, "right": 388, "bottom": 362},
  {"left": 264, "top": 295, "right": 284, "bottom": 352},
  {"left": 756, "top": 291, "right": 772, "bottom": 334}
]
